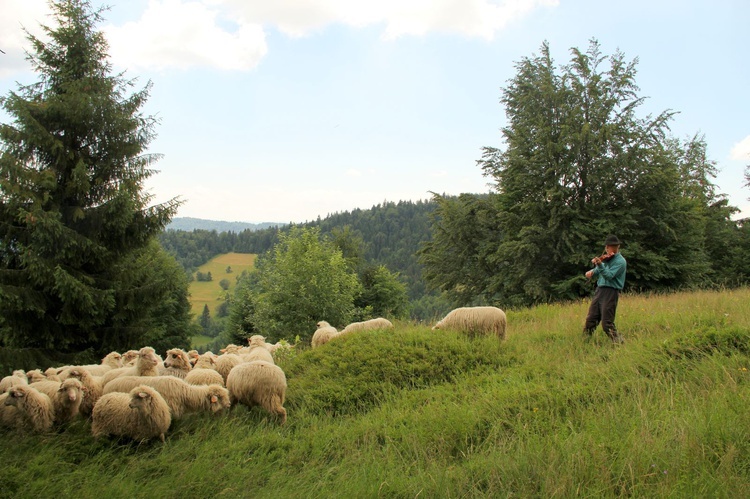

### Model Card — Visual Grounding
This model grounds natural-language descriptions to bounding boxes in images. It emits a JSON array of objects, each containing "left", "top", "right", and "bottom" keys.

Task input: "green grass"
[
  {"left": 2, "top": 288, "right": 750, "bottom": 498},
  {"left": 189, "top": 252, "right": 256, "bottom": 317}
]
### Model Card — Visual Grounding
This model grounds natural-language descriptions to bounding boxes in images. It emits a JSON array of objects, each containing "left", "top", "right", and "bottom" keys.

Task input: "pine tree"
[{"left": 0, "top": 0, "right": 182, "bottom": 351}]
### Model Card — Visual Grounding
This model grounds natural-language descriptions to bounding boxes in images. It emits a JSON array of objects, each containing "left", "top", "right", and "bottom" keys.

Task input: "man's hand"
[{"left": 585, "top": 270, "right": 594, "bottom": 279}]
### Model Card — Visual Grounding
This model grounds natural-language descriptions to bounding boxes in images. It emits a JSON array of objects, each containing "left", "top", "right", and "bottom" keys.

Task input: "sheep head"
[
  {"left": 59, "top": 379, "right": 83, "bottom": 402},
  {"left": 206, "top": 385, "right": 231, "bottom": 413},
  {"left": 5, "top": 386, "right": 28, "bottom": 406}
]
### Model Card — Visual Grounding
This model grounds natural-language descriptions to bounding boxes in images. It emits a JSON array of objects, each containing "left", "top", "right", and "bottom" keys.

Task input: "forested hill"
[
  {"left": 158, "top": 198, "right": 442, "bottom": 299},
  {"left": 166, "top": 217, "right": 282, "bottom": 232}
]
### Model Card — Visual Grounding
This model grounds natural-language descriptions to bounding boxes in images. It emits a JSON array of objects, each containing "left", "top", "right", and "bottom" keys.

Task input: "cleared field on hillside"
[{"left": 189, "top": 252, "right": 256, "bottom": 317}]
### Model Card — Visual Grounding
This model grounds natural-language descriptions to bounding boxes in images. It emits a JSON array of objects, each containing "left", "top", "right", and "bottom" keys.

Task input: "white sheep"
[
  {"left": 214, "top": 353, "right": 243, "bottom": 385},
  {"left": 0, "top": 370, "right": 28, "bottom": 392},
  {"left": 66, "top": 368, "right": 104, "bottom": 417},
  {"left": 121, "top": 349, "right": 140, "bottom": 366},
  {"left": 340, "top": 317, "right": 394, "bottom": 335},
  {"left": 25, "top": 369, "right": 48, "bottom": 384},
  {"left": 28, "top": 378, "right": 84, "bottom": 424},
  {"left": 2, "top": 384, "right": 54, "bottom": 433},
  {"left": 242, "top": 335, "right": 275, "bottom": 364},
  {"left": 101, "top": 347, "right": 162, "bottom": 387},
  {"left": 227, "top": 361, "right": 287, "bottom": 425},
  {"left": 103, "top": 375, "right": 231, "bottom": 419},
  {"left": 57, "top": 351, "right": 123, "bottom": 378},
  {"left": 311, "top": 321, "right": 340, "bottom": 348},
  {"left": 432, "top": 306, "right": 507, "bottom": 341},
  {"left": 91, "top": 385, "right": 171, "bottom": 442},
  {"left": 159, "top": 348, "right": 192, "bottom": 379},
  {"left": 187, "top": 350, "right": 200, "bottom": 366},
  {"left": 184, "top": 353, "right": 225, "bottom": 387}
]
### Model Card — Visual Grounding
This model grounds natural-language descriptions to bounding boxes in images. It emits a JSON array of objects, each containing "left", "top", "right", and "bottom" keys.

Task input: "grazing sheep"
[
  {"left": 121, "top": 350, "right": 140, "bottom": 366},
  {"left": 241, "top": 335, "right": 275, "bottom": 364},
  {"left": 28, "top": 378, "right": 84, "bottom": 424},
  {"left": 184, "top": 353, "right": 225, "bottom": 387},
  {"left": 159, "top": 348, "right": 192, "bottom": 379},
  {"left": 340, "top": 317, "right": 394, "bottom": 335},
  {"left": 3, "top": 385, "right": 54, "bottom": 433},
  {"left": 214, "top": 353, "right": 243, "bottom": 385},
  {"left": 432, "top": 306, "right": 507, "bottom": 341},
  {"left": 91, "top": 385, "right": 171, "bottom": 442},
  {"left": 0, "top": 392, "right": 19, "bottom": 429},
  {"left": 311, "top": 321, "right": 340, "bottom": 348},
  {"left": 101, "top": 347, "right": 162, "bottom": 387},
  {"left": 25, "top": 369, "right": 47, "bottom": 384},
  {"left": 66, "top": 369, "right": 104, "bottom": 417},
  {"left": 103, "top": 376, "right": 231, "bottom": 419},
  {"left": 227, "top": 361, "right": 287, "bottom": 425},
  {"left": 57, "top": 351, "right": 123, "bottom": 378},
  {"left": 43, "top": 368, "right": 62, "bottom": 382},
  {"left": 187, "top": 350, "right": 200, "bottom": 366},
  {"left": 0, "top": 370, "right": 28, "bottom": 392}
]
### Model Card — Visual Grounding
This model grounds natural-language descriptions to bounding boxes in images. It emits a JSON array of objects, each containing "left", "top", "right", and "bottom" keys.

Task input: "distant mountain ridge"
[{"left": 167, "top": 217, "right": 283, "bottom": 233}]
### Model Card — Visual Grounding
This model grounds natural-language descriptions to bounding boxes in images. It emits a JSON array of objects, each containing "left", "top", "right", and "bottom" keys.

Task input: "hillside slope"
[{"left": 1, "top": 289, "right": 749, "bottom": 497}]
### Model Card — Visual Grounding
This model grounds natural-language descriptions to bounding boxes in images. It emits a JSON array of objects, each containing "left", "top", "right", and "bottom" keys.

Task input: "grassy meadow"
[
  {"left": 2, "top": 288, "right": 750, "bottom": 497},
  {"left": 188, "top": 252, "right": 256, "bottom": 317}
]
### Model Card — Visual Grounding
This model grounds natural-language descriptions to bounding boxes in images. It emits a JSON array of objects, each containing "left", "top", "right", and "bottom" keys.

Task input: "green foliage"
[
  {"left": 284, "top": 329, "right": 514, "bottom": 416},
  {"left": 355, "top": 264, "right": 409, "bottom": 319},
  {"left": 251, "top": 226, "right": 362, "bottom": 343},
  {"left": 0, "top": 0, "right": 183, "bottom": 354},
  {"left": 421, "top": 40, "right": 745, "bottom": 308}
]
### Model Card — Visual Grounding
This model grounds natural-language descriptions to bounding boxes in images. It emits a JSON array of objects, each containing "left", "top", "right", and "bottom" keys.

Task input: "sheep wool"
[
  {"left": 311, "top": 321, "right": 339, "bottom": 348},
  {"left": 432, "top": 306, "right": 507, "bottom": 341},
  {"left": 66, "top": 368, "right": 104, "bottom": 417},
  {"left": 57, "top": 351, "right": 123, "bottom": 379},
  {"left": 184, "top": 354, "right": 225, "bottom": 387},
  {"left": 103, "top": 375, "right": 231, "bottom": 419},
  {"left": 29, "top": 378, "right": 84, "bottom": 424},
  {"left": 242, "top": 336, "right": 275, "bottom": 364},
  {"left": 214, "top": 353, "right": 243, "bottom": 385},
  {"left": 340, "top": 317, "right": 394, "bottom": 335},
  {"left": 227, "top": 360, "right": 287, "bottom": 425},
  {"left": 101, "top": 346, "right": 162, "bottom": 387},
  {"left": 91, "top": 385, "right": 171, "bottom": 442},
  {"left": 0, "top": 370, "right": 28, "bottom": 392},
  {"left": 3, "top": 385, "right": 54, "bottom": 433}
]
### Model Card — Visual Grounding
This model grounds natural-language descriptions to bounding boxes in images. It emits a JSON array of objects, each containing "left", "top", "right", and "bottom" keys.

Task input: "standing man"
[{"left": 583, "top": 234, "right": 627, "bottom": 344}]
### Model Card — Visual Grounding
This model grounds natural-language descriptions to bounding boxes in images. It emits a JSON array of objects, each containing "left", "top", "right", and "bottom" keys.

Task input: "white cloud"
[
  {"left": 1, "top": 0, "right": 556, "bottom": 75},
  {"left": 0, "top": 0, "right": 50, "bottom": 78},
  {"left": 346, "top": 168, "right": 362, "bottom": 177},
  {"left": 213, "top": 0, "right": 559, "bottom": 39},
  {"left": 731, "top": 135, "right": 750, "bottom": 161},
  {"left": 104, "top": 0, "right": 267, "bottom": 71}
]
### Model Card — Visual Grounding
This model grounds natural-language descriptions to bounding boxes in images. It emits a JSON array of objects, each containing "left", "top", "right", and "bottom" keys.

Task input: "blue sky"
[{"left": 1, "top": 0, "right": 748, "bottom": 224}]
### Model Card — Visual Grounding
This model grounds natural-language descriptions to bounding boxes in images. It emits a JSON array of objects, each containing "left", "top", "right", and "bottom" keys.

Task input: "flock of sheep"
[{"left": 0, "top": 306, "right": 507, "bottom": 443}]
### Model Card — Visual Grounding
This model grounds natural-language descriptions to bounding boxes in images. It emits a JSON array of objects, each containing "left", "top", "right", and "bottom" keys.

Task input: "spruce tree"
[{"left": 0, "top": 0, "right": 182, "bottom": 351}]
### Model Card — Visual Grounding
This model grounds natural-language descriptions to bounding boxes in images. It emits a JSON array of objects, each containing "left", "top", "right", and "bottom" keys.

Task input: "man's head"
[{"left": 604, "top": 234, "right": 621, "bottom": 253}]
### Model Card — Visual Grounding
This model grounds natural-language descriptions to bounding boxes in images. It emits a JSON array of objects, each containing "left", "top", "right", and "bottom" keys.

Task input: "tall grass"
[{"left": 2, "top": 288, "right": 749, "bottom": 498}]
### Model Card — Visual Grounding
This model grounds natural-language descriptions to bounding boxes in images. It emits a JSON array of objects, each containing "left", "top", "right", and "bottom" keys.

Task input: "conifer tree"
[{"left": 0, "top": 0, "right": 183, "bottom": 351}]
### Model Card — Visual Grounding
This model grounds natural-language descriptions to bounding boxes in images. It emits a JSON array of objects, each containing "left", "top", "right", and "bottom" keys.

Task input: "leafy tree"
[
  {"left": 249, "top": 226, "right": 361, "bottom": 343},
  {"left": 219, "top": 278, "right": 230, "bottom": 291},
  {"left": 418, "top": 193, "right": 502, "bottom": 306},
  {"left": 474, "top": 40, "right": 728, "bottom": 305},
  {"left": 225, "top": 270, "right": 260, "bottom": 345},
  {"left": 226, "top": 266, "right": 232, "bottom": 273},
  {"left": 355, "top": 265, "right": 409, "bottom": 319},
  {"left": 0, "top": 0, "right": 182, "bottom": 352}
]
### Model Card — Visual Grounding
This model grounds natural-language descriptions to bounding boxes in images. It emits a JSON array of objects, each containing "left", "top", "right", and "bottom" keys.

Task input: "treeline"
[{"left": 158, "top": 199, "right": 438, "bottom": 300}]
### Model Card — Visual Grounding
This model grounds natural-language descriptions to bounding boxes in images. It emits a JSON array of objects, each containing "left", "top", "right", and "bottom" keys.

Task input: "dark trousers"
[{"left": 584, "top": 286, "right": 620, "bottom": 335}]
